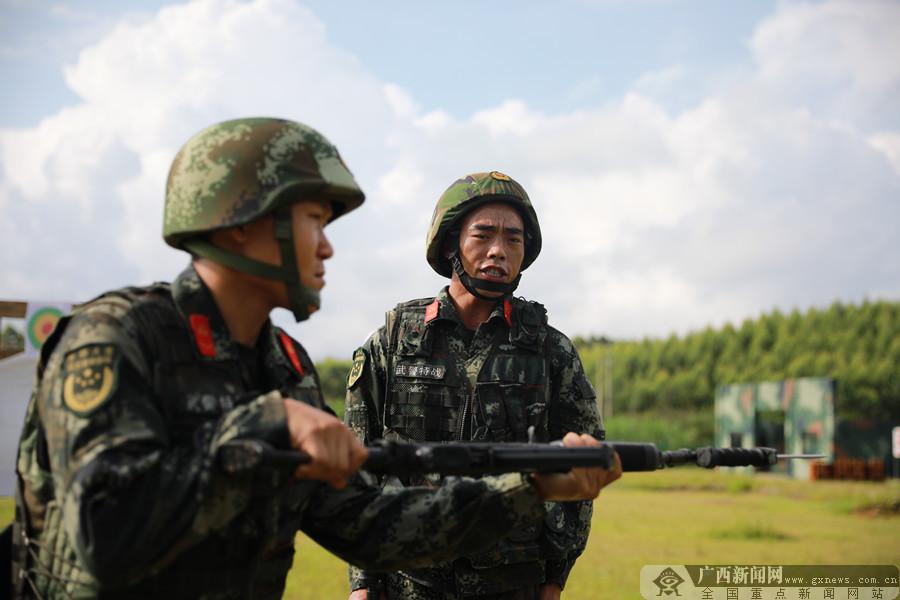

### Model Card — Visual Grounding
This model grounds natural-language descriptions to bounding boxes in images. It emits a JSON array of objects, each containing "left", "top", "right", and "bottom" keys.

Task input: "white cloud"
[
  {"left": 376, "top": 159, "right": 428, "bottom": 207},
  {"left": 868, "top": 132, "right": 900, "bottom": 176},
  {"left": 750, "top": 0, "right": 900, "bottom": 131},
  {"left": 382, "top": 83, "right": 420, "bottom": 121},
  {"left": 1, "top": 0, "right": 408, "bottom": 354},
  {"left": 2, "top": 0, "right": 899, "bottom": 360},
  {"left": 752, "top": 0, "right": 900, "bottom": 90},
  {"left": 414, "top": 109, "right": 453, "bottom": 134},
  {"left": 471, "top": 100, "right": 543, "bottom": 137}
]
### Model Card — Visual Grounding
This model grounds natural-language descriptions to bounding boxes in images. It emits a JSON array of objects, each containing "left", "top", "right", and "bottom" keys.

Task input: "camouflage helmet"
[
  {"left": 163, "top": 117, "right": 365, "bottom": 322},
  {"left": 426, "top": 171, "right": 542, "bottom": 278},
  {"left": 163, "top": 117, "right": 364, "bottom": 248}
]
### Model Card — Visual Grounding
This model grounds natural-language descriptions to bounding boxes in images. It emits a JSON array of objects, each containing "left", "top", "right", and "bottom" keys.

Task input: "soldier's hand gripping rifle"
[{"left": 219, "top": 438, "right": 824, "bottom": 476}]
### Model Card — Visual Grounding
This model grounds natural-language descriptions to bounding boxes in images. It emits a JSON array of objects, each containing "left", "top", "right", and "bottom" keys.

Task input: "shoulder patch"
[
  {"left": 189, "top": 314, "right": 216, "bottom": 357},
  {"left": 424, "top": 299, "right": 439, "bottom": 323},
  {"left": 62, "top": 344, "right": 120, "bottom": 415},
  {"left": 278, "top": 331, "right": 305, "bottom": 377},
  {"left": 347, "top": 348, "right": 367, "bottom": 388}
]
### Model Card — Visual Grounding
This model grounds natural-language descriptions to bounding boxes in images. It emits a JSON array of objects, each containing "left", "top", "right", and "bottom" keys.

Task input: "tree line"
[
  {"left": 8, "top": 302, "right": 895, "bottom": 423},
  {"left": 574, "top": 299, "right": 900, "bottom": 420}
]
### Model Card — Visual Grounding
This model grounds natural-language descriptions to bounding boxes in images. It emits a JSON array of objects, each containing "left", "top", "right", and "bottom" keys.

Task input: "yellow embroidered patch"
[
  {"left": 347, "top": 348, "right": 367, "bottom": 388},
  {"left": 490, "top": 171, "right": 512, "bottom": 181},
  {"left": 62, "top": 344, "right": 119, "bottom": 415}
]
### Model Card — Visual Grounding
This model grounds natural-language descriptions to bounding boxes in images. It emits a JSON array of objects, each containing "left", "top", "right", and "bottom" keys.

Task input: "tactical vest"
[
  {"left": 13, "top": 284, "right": 321, "bottom": 599},
  {"left": 381, "top": 296, "right": 555, "bottom": 595}
]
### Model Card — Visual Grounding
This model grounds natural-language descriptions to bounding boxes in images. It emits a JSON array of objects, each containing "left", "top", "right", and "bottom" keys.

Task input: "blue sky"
[
  {"left": 1, "top": 0, "right": 899, "bottom": 359},
  {"left": 2, "top": 1, "right": 777, "bottom": 125}
]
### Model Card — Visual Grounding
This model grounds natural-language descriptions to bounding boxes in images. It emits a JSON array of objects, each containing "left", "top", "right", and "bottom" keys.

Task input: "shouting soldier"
[{"left": 345, "top": 172, "right": 613, "bottom": 600}]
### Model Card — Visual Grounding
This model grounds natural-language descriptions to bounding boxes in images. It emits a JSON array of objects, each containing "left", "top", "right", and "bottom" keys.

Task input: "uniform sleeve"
[
  {"left": 343, "top": 329, "right": 388, "bottom": 590},
  {"left": 303, "top": 472, "right": 545, "bottom": 573},
  {"left": 543, "top": 330, "right": 605, "bottom": 589},
  {"left": 39, "top": 305, "right": 292, "bottom": 587},
  {"left": 344, "top": 328, "right": 388, "bottom": 444}
]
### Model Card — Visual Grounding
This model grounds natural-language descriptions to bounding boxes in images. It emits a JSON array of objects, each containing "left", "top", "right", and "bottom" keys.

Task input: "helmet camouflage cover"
[
  {"left": 164, "top": 117, "right": 364, "bottom": 248},
  {"left": 426, "top": 171, "right": 542, "bottom": 278},
  {"left": 163, "top": 117, "right": 364, "bottom": 322}
]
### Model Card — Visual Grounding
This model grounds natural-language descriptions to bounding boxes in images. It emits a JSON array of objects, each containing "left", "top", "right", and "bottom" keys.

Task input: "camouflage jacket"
[
  {"left": 345, "top": 288, "right": 604, "bottom": 596},
  {"left": 12, "top": 266, "right": 545, "bottom": 600}
]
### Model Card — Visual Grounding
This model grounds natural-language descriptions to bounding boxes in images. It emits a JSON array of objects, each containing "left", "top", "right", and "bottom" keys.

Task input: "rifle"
[{"left": 218, "top": 438, "right": 824, "bottom": 476}]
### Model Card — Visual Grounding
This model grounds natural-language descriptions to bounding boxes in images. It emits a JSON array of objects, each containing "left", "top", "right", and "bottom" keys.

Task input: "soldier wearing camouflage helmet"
[
  {"left": 10, "top": 123, "right": 613, "bottom": 599},
  {"left": 163, "top": 117, "right": 365, "bottom": 323},
  {"left": 425, "top": 171, "right": 542, "bottom": 300},
  {"left": 345, "top": 172, "right": 615, "bottom": 600}
]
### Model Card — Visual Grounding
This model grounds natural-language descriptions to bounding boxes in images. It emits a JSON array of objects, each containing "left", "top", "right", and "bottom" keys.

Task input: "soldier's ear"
[
  {"left": 233, "top": 225, "right": 250, "bottom": 242},
  {"left": 209, "top": 225, "right": 248, "bottom": 250},
  {"left": 220, "top": 215, "right": 277, "bottom": 251},
  {"left": 442, "top": 230, "right": 460, "bottom": 258}
]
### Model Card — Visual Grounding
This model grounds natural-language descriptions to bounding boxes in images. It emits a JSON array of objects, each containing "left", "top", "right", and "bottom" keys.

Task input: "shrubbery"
[{"left": 575, "top": 300, "right": 900, "bottom": 420}]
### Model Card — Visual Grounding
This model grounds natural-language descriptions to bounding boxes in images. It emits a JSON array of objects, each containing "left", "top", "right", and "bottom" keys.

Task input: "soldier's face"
[
  {"left": 457, "top": 203, "right": 525, "bottom": 294},
  {"left": 289, "top": 198, "right": 334, "bottom": 292},
  {"left": 237, "top": 198, "right": 334, "bottom": 309}
]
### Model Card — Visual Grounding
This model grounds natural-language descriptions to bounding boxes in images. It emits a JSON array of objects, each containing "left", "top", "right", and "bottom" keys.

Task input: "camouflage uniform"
[
  {"left": 10, "top": 121, "right": 547, "bottom": 599},
  {"left": 11, "top": 266, "right": 545, "bottom": 599},
  {"left": 345, "top": 172, "right": 604, "bottom": 599}
]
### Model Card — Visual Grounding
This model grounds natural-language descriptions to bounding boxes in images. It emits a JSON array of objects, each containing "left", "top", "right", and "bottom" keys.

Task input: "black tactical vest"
[
  {"left": 380, "top": 296, "right": 554, "bottom": 595},
  {"left": 383, "top": 296, "right": 552, "bottom": 445},
  {"left": 13, "top": 283, "right": 323, "bottom": 599}
]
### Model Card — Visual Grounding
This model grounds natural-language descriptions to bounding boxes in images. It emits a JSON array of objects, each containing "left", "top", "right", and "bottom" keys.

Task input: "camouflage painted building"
[{"left": 715, "top": 377, "right": 835, "bottom": 479}]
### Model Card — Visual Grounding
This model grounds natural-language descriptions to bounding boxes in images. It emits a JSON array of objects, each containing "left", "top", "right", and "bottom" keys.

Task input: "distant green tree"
[
  {"left": 314, "top": 358, "right": 353, "bottom": 412},
  {"left": 576, "top": 300, "right": 900, "bottom": 420},
  {"left": 2, "top": 324, "right": 24, "bottom": 349}
]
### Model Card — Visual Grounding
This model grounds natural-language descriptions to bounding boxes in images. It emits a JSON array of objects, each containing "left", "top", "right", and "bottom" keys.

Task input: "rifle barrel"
[{"left": 777, "top": 453, "right": 827, "bottom": 459}]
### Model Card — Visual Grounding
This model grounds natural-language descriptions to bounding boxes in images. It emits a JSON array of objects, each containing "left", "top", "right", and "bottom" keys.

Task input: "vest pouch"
[
  {"left": 500, "top": 384, "right": 530, "bottom": 442},
  {"left": 472, "top": 383, "right": 512, "bottom": 442},
  {"left": 509, "top": 384, "right": 548, "bottom": 443},
  {"left": 388, "top": 368, "right": 460, "bottom": 442},
  {"left": 474, "top": 382, "right": 547, "bottom": 442}
]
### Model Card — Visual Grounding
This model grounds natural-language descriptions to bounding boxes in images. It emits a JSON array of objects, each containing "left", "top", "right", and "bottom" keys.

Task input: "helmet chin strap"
[
  {"left": 449, "top": 251, "right": 520, "bottom": 301},
  {"left": 184, "top": 207, "right": 320, "bottom": 323},
  {"left": 273, "top": 207, "right": 320, "bottom": 322}
]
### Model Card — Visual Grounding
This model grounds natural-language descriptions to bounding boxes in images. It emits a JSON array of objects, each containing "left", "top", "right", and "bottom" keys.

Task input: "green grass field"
[{"left": 4, "top": 470, "right": 898, "bottom": 598}]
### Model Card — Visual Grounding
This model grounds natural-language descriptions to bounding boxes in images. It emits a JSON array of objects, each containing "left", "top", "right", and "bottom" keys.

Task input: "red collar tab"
[
  {"left": 425, "top": 299, "right": 440, "bottom": 324},
  {"left": 189, "top": 314, "right": 216, "bottom": 358},
  {"left": 503, "top": 298, "right": 512, "bottom": 327},
  {"left": 279, "top": 331, "right": 305, "bottom": 376}
]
